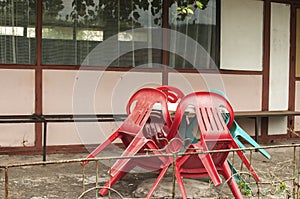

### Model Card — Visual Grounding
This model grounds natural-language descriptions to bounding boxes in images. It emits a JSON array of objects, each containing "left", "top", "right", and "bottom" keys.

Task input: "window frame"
[
  {"left": 0, "top": 0, "right": 221, "bottom": 72},
  {"left": 37, "top": 0, "right": 221, "bottom": 73}
]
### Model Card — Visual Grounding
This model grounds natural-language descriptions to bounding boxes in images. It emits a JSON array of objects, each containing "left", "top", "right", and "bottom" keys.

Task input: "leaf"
[
  {"left": 195, "top": 1, "right": 204, "bottom": 9},
  {"left": 279, "top": 181, "right": 286, "bottom": 193},
  {"left": 243, "top": 189, "right": 251, "bottom": 196},
  {"left": 186, "top": 7, "right": 194, "bottom": 14},
  {"left": 238, "top": 180, "right": 246, "bottom": 189}
]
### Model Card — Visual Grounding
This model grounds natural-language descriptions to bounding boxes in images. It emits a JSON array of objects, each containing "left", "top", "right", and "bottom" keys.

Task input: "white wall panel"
[
  {"left": 221, "top": 0, "right": 263, "bottom": 71},
  {"left": 46, "top": 123, "right": 82, "bottom": 145},
  {"left": 269, "top": 2, "right": 290, "bottom": 111},
  {"left": 0, "top": 69, "right": 35, "bottom": 114},
  {"left": 0, "top": 124, "right": 35, "bottom": 147},
  {"left": 43, "top": 70, "right": 78, "bottom": 114},
  {"left": 221, "top": 74, "right": 262, "bottom": 111},
  {"left": 268, "top": 3, "right": 290, "bottom": 135},
  {"left": 44, "top": 70, "right": 162, "bottom": 145},
  {"left": 0, "top": 69, "right": 35, "bottom": 147},
  {"left": 295, "top": 82, "right": 300, "bottom": 131},
  {"left": 44, "top": 70, "right": 162, "bottom": 114},
  {"left": 169, "top": 73, "right": 262, "bottom": 111},
  {"left": 74, "top": 70, "right": 162, "bottom": 145}
]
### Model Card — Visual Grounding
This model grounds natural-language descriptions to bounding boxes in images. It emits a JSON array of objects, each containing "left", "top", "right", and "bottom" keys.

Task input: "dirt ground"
[{"left": 1, "top": 140, "right": 300, "bottom": 199}]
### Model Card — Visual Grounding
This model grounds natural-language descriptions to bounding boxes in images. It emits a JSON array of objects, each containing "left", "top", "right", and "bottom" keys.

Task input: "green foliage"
[
  {"left": 279, "top": 181, "right": 287, "bottom": 193},
  {"left": 237, "top": 180, "right": 251, "bottom": 196},
  {"left": 237, "top": 180, "right": 246, "bottom": 190},
  {"left": 243, "top": 189, "right": 251, "bottom": 196},
  {"left": 175, "top": 0, "right": 209, "bottom": 20}
]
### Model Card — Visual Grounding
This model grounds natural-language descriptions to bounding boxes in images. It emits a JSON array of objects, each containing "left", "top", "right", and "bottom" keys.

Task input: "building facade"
[{"left": 0, "top": 0, "right": 299, "bottom": 154}]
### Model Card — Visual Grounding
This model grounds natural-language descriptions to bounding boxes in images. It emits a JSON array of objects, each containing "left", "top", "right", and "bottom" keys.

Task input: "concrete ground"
[{"left": 0, "top": 140, "right": 299, "bottom": 199}]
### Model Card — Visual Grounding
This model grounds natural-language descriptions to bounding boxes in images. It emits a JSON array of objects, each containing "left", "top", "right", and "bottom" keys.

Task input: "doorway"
[{"left": 289, "top": 4, "right": 300, "bottom": 137}]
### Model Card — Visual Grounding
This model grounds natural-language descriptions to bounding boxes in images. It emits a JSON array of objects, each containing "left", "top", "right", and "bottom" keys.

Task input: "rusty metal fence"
[{"left": 0, "top": 144, "right": 300, "bottom": 199}]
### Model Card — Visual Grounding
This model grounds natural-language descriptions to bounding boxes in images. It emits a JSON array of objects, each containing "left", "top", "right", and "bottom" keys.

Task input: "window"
[
  {"left": 42, "top": 0, "right": 163, "bottom": 66},
  {"left": 0, "top": 0, "right": 219, "bottom": 69},
  {"left": 0, "top": 0, "right": 36, "bottom": 64},
  {"left": 169, "top": 0, "right": 218, "bottom": 69}
]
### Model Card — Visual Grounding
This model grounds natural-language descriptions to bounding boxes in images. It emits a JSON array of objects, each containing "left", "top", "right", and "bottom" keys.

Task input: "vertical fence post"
[
  {"left": 294, "top": 146, "right": 297, "bottom": 198},
  {"left": 43, "top": 121, "right": 47, "bottom": 161},
  {"left": 172, "top": 152, "right": 177, "bottom": 199},
  {"left": 296, "top": 147, "right": 300, "bottom": 199},
  {"left": 5, "top": 166, "right": 8, "bottom": 199},
  {"left": 95, "top": 160, "right": 99, "bottom": 198},
  {"left": 82, "top": 164, "right": 86, "bottom": 199}
]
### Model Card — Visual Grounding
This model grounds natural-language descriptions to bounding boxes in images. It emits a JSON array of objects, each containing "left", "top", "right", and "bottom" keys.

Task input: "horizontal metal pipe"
[{"left": 1, "top": 143, "right": 299, "bottom": 169}]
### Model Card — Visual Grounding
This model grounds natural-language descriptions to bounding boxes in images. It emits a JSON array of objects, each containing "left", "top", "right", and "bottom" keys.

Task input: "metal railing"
[
  {"left": 0, "top": 144, "right": 299, "bottom": 199},
  {"left": 0, "top": 114, "right": 127, "bottom": 161}
]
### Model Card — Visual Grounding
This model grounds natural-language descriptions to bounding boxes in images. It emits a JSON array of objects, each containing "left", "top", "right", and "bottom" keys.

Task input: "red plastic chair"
[
  {"left": 99, "top": 111, "right": 173, "bottom": 196},
  {"left": 81, "top": 88, "right": 172, "bottom": 166},
  {"left": 96, "top": 86, "right": 185, "bottom": 197},
  {"left": 169, "top": 91, "right": 260, "bottom": 199},
  {"left": 124, "top": 85, "right": 184, "bottom": 115},
  {"left": 92, "top": 88, "right": 174, "bottom": 196},
  {"left": 156, "top": 85, "right": 184, "bottom": 103}
]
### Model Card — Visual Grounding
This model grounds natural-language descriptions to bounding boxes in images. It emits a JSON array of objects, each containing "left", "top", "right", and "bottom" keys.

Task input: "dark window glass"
[
  {"left": 169, "top": 0, "right": 218, "bottom": 69},
  {"left": 41, "top": 0, "right": 218, "bottom": 69},
  {"left": 42, "top": 0, "right": 162, "bottom": 66},
  {"left": 0, "top": 0, "right": 36, "bottom": 64}
]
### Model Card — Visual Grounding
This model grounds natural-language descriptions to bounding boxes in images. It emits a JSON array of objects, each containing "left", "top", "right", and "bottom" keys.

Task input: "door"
[
  {"left": 295, "top": 7, "right": 300, "bottom": 78},
  {"left": 291, "top": 5, "right": 300, "bottom": 135}
]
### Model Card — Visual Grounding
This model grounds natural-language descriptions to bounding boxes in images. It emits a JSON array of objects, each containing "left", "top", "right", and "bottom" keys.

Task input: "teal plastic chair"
[
  {"left": 227, "top": 160, "right": 252, "bottom": 193},
  {"left": 176, "top": 114, "right": 196, "bottom": 153},
  {"left": 207, "top": 89, "right": 271, "bottom": 160},
  {"left": 229, "top": 120, "right": 270, "bottom": 159}
]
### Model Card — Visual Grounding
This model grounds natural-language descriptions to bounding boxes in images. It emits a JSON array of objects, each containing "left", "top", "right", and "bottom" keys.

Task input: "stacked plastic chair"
[
  {"left": 150, "top": 91, "right": 261, "bottom": 199},
  {"left": 105, "top": 85, "right": 185, "bottom": 197},
  {"left": 81, "top": 87, "right": 174, "bottom": 196},
  {"left": 156, "top": 85, "right": 185, "bottom": 103},
  {"left": 82, "top": 86, "right": 267, "bottom": 198}
]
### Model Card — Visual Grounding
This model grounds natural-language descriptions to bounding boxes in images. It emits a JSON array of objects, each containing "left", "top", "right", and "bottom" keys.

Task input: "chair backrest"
[
  {"left": 168, "top": 91, "right": 234, "bottom": 142},
  {"left": 156, "top": 85, "right": 184, "bottom": 103},
  {"left": 206, "top": 89, "right": 233, "bottom": 126},
  {"left": 117, "top": 88, "right": 174, "bottom": 173},
  {"left": 122, "top": 88, "right": 172, "bottom": 134},
  {"left": 172, "top": 92, "right": 235, "bottom": 172}
]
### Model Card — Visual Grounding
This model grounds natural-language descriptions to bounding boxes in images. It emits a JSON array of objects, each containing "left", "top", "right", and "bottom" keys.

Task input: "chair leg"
[
  {"left": 233, "top": 137, "right": 246, "bottom": 150},
  {"left": 81, "top": 132, "right": 121, "bottom": 166},
  {"left": 110, "top": 133, "right": 148, "bottom": 176},
  {"left": 234, "top": 143, "right": 260, "bottom": 182},
  {"left": 227, "top": 160, "right": 252, "bottom": 192},
  {"left": 195, "top": 142, "right": 222, "bottom": 186},
  {"left": 146, "top": 165, "right": 170, "bottom": 198},
  {"left": 239, "top": 134, "right": 271, "bottom": 159},
  {"left": 222, "top": 161, "right": 244, "bottom": 199},
  {"left": 99, "top": 162, "right": 135, "bottom": 196},
  {"left": 235, "top": 130, "right": 271, "bottom": 159}
]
